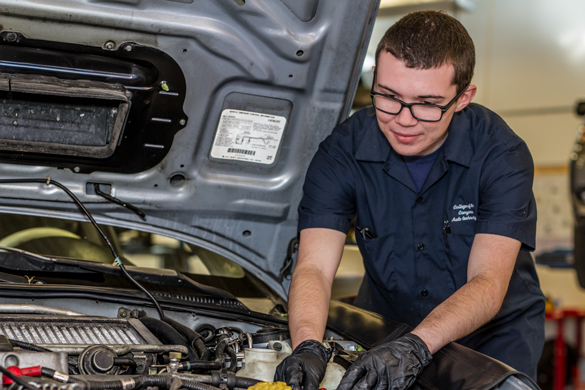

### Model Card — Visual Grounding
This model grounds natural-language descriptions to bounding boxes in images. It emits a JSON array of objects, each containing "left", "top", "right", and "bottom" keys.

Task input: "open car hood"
[{"left": 0, "top": 0, "right": 379, "bottom": 296}]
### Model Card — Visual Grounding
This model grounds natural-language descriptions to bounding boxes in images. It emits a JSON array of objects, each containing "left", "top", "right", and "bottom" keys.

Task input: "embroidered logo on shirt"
[{"left": 451, "top": 203, "right": 476, "bottom": 222}]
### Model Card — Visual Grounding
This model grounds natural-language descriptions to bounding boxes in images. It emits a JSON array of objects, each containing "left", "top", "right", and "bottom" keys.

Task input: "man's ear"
[{"left": 455, "top": 85, "right": 477, "bottom": 112}]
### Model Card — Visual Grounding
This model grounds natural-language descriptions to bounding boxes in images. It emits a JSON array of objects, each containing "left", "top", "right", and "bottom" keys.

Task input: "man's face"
[{"left": 373, "top": 52, "right": 473, "bottom": 157}]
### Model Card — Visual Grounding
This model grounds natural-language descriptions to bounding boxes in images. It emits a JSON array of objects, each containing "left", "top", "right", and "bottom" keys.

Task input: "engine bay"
[{"left": 0, "top": 298, "right": 357, "bottom": 390}]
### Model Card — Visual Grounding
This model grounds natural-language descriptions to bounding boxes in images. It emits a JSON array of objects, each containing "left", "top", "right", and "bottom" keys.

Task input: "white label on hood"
[{"left": 210, "top": 109, "right": 286, "bottom": 164}]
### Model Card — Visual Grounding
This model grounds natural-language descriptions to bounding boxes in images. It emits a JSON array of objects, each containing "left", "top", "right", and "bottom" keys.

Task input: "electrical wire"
[
  {"left": 0, "top": 365, "right": 38, "bottom": 390},
  {"left": 93, "top": 183, "right": 146, "bottom": 221},
  {"left": 0, "top": 178, "right": 165, "bottom": 319}
]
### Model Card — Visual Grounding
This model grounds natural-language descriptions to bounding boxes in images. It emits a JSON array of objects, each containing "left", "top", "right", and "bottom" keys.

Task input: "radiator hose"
[
  {"left": 138, "top": 317, "right": 200, "bottom": 361},
  {"left": 162, "top": 316, "right": 210, "bottom": 361}
]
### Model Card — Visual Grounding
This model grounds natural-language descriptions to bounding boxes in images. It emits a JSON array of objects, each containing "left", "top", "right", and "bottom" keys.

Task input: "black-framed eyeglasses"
[{"left": 370, "top": 77, "right": 470, "bottom": 122}]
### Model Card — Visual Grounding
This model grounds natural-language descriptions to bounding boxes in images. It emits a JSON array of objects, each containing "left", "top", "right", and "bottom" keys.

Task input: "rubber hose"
[
  {"left": 139, "top": 317, "right": 199, "bottom": 361},
  {"left": 87, "top": 380, "right": 124, "bottom": 390},
  {"left": 214, "top": 338, "right": 238, "bottom": 372},
  {"left": 9, "top": 339, "right": 51, "bottom": 352},
  {"left": 113, "top": 357, "right": 137, "bottom": 374},
  {"left": 214, "top": 338, "right": 228, "bottom": 365},
  {"left": 226, "top": 346, "right": 238, "bottom": 372},
  {"left": 140, "top": 375, "right": 222, "bottom": 390},
  {"left": 134, "top": 376, "right": 173, "bottom": 389},
  {"left": 85, "top": 376, "right": 173, "bottom": 390},
  {"left": 194, "top": 338, "right": 210, "bottom": 361},
  {"left": 179, "top": 361, "right": 222, "bottom": 371},
  {"left": 194, "top": 324, "right": 216, "bottom": 343},
  {"left": 80, "top": 375, "right": 223, "bottom": 390},
  {"left": 234, "top": 376, "right": 261, "bottom": 388},
  {"left": 163, "top": 316, "right": 210, "bottom": 361},
  {"left": 175, "top": 376, "right": 223, "bottom": 390}
]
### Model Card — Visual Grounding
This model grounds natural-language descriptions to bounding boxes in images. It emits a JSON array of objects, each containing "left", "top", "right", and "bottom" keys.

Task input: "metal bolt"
[
  {"left": 73, "top": 166, "right": 80, "bottom": 173},
  {"left": 179, "top": 119, "right": 186, "bottom": 126},
  {"left": 104, "top": 41, "right": 116, "bottom": 50},
  {"left": 12, "top": 121, "right": 17, "bottom": 127},
  {"left": 5, "top": 32, "right": 17, "bottom": 42},
  {"left": 120, "top": 311, "right": 127, "bottom": 318},
  {"left": 124, "top": 45, "right": 133, "bottom": 52}
]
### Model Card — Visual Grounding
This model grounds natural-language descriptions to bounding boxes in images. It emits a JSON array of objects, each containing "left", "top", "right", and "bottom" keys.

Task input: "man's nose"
[{"left": 395, "top": 105, "right": 418, "bottom": 126}]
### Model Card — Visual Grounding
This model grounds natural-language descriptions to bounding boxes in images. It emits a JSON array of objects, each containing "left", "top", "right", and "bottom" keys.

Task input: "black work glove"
[
  {"left": 337, "top": 333, "right": 432, "bottom": 390},
  {"left": 274, "top": 339, "right": 332, "bottom": 390}
]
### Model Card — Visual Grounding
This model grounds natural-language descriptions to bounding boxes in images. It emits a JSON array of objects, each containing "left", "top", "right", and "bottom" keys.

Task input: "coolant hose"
[
  {"left": 139, "top": 317, "right": 199, "bottom": 361},
  {"left": 233, "top": 376, "right": 261, "bottom": 388},
  {"left": 226, "top": 346, "right": 238, "bottom": 372},
  {"left": 179, "top": 361, "right": 222, "bottom": 371},
  {"left": 176, "top": 372, "right": 260, "bottom": 390},
  {"left": 163, "top": 316, "right": 210, "bottom": 361},
  {"left": 65, "top": 375, "right": 221, "bottom": 390},
  {"left": 214, "top": 338, "right": 237, "bottom": 372},
  {"left": 174, "top": 376, "right": 224, "bottom": 390},
  {"left": 113, "top": 358, "right": 137, "bottom": 374}
]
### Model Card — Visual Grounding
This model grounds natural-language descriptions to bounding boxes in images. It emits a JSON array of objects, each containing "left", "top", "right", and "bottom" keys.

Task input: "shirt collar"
[
  {"left": 354, "top": 107, "right": 390, "bottom": 162},
  {"left": 442, "top": 109, "right": 473, "bottom": 167},
  {"left": 354, "top": 107, "right": 473, "bottom": 167}
]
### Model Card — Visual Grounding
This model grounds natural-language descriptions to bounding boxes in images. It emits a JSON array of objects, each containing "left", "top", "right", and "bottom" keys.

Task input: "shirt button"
[
  {"left": 417, "top": 243, "right": 425, "bottom": 251},
  {"left": 421, "top": 290, "right": 429, "bottom": 297},
  {"left": 416, "top": 197, "right": 423, "bottom": 203}
]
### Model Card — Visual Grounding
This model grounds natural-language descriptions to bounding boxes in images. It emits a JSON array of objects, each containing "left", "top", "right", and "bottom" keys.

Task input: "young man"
[{"left": 274, "top": 10, "right": 545, "bottom": 390}]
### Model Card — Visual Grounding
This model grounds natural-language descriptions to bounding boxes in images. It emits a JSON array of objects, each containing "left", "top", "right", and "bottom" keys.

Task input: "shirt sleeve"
[
  {"left": 475, "top": 140, "right": 537, "bottom": 250},
  {"left": 297, "top": 124, "right": 357, "bottom": 234}
]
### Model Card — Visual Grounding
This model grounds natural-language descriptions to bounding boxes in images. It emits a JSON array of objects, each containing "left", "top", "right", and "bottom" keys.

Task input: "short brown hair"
[{"left": 376, "top": 11, "right": 475, "bottom": 93}]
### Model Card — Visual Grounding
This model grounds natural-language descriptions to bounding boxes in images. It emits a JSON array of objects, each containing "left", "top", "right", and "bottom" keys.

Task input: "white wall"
[{"left": 459, "top": 0, "right": 585, "bottom": 168}]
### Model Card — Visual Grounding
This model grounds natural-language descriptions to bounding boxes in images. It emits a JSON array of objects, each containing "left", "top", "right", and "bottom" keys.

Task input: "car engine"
[{"left": 0, "top": 301, "right": 352, "bottom": 390}]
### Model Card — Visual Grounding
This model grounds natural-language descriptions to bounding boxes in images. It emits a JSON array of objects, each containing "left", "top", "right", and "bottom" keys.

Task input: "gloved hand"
[
  {"left": 274, "top": 339, "right": 332, "bottom": 390},
  {"left": 337, "top": 333, "right": 432, "bottom": 390}
]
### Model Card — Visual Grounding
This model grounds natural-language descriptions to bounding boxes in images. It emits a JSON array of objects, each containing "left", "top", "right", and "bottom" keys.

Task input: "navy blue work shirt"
[{"left": 297, "top": 104, "right": 545, "bottom": 378}]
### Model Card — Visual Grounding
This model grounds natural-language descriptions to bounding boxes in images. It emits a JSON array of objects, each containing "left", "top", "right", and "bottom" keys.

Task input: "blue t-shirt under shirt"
[{"left": 402, "top": 146, "right": 442, "bottom": 191}]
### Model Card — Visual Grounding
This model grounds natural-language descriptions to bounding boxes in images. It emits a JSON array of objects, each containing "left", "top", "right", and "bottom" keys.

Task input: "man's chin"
[{"left": 389, "top": 142, "right": 425, "bottom": 157}]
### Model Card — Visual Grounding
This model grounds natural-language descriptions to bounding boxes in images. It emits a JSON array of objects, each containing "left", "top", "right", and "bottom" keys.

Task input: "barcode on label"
[{"left": 227, "top": 148, "right": 255, "bottom": 155}]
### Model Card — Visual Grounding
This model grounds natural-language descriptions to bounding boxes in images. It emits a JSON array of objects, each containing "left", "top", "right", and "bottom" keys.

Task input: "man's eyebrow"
[
  {"left": 418, "top": 93, "right": 445, "bottom": 99},
  {"left": 377, "top": 83, "right": 445, "bottom": 99},
  {"left": 376, "top": 83, "right": 399, "bottom": 95}
]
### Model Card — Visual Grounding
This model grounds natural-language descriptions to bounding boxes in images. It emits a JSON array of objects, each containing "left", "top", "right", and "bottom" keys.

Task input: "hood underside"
[{"left": 0, "top": 0, "right": 379, "bottom": 296}]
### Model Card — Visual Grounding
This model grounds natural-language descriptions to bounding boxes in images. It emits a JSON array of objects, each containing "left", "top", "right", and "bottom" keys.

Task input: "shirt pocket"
[
  {"left": 355, "top": 229, "right": 399, "bottom": 294},
  {"left": 442, "top": 221, "right": 474, "bottom": 289}
]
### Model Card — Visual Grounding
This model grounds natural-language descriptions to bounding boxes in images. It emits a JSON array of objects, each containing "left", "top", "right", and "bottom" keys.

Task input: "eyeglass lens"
[{"left": 372, "top": 95, "right": 443, "bottom": 121}]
